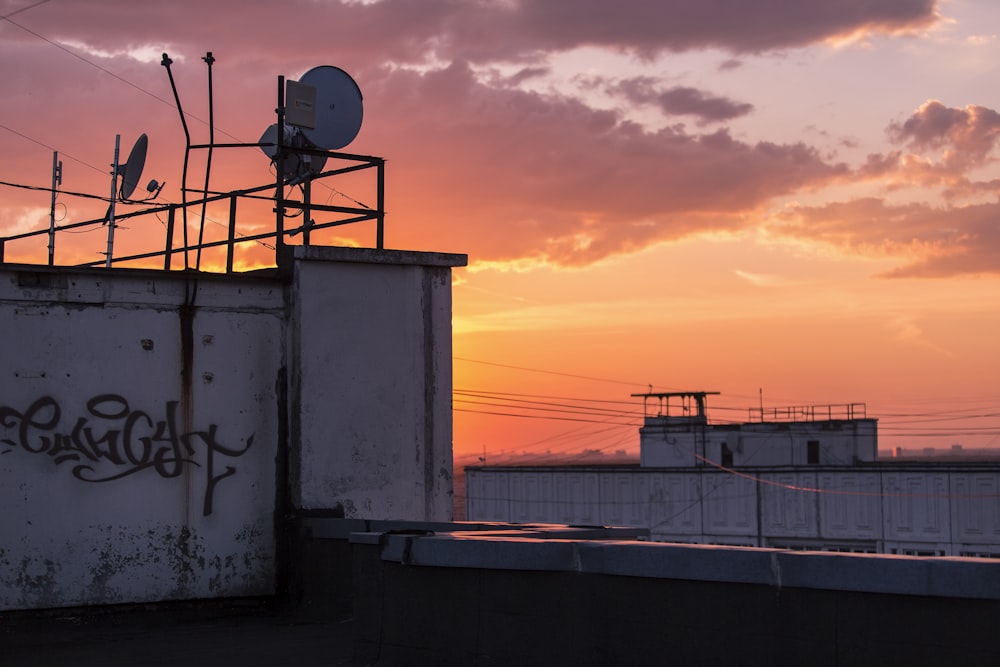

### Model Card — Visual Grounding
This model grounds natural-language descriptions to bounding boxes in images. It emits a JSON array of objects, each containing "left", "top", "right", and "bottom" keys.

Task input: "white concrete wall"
[
  {"left": 639, "top": 427, "right": 698, "bottom": 467},
  {"left": 287, "top": 246, "right": 462, "bottom": 522},
  {"left": 0, "top": 269, "right": 283, "bottom": 610},
  {"left": 0, "top": 245, "right": 466, "bottom": 611},
  {"left": 465, "top": 465, "right": 1000, "bottom": 556}
]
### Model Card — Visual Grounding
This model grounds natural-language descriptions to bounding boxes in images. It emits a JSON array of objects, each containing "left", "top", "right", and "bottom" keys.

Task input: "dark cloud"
[
  {"left": 4, "top": 0, "right": 941, "bottom": 67},
  {"left": 612, "top": 77, "right": 754, "bottom": 123}
]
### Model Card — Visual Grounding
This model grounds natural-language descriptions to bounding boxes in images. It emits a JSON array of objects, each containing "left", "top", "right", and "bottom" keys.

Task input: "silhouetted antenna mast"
[
  {"left": 259, "top": 66, "right": 364, "bottom": 244},
  {"left": 161, "top": 52, "right": 191, "bottom": 269},
  {"left": 104, "top": 133, "right": 149, "bottom": 268},
  {"left": 48, "top": 151, "right": 62, "bottom": 266},
  {"left": 196, "top": 51, "right": 216, "bottom": 270}
]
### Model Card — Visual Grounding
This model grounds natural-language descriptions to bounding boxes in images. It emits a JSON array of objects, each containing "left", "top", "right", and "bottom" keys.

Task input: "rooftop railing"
[
  {"left": 0, "top": 151, "right": 384, "bottom": 273},
  {"left": 748, "top": 402, "right": 867, "bottom": 423}
]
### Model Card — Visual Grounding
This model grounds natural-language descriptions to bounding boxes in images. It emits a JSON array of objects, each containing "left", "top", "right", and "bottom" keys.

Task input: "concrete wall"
[
  {"left": 640, "top": 419, "right": 878, "bottom": 468},
  {"left": 351, "top": 525, "right": 1000, "bottom": 666},
  {"left": 286, "top": 246, "right": 459, "bottom": 521},
  {"left": 466, "top": 465, "right": 1000, "bottom": 555},
  {"left": 0, "top": 269, "right": 284, "bottom": 610},
  {"left": 0, "top": 245, "right": 465, "bottom": 611}
]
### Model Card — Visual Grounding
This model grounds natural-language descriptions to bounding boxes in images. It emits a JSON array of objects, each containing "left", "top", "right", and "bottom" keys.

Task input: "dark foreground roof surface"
[{"left": 0, "top": 599, "right": 352, "bottom": 667}]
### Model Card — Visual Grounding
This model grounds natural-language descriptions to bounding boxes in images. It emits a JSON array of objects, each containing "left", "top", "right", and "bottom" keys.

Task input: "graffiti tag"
[{"left": 0, "top": 395, "right": 253, "bottom": 516}]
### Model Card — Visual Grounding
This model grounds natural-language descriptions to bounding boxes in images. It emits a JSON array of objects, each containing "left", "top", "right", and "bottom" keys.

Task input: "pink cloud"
[
  {"left": 360, "top": 63, "right": 847, "bottom": 264},
  {"left": 887, "top": 100, "right": 1000, "bottom": 172},
  {"left": 0, "top": 0, "right": 951, "bottom": 271}
]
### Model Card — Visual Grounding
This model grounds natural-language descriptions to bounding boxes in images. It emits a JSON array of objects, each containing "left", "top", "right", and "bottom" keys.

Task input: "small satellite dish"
[
  {"left": 259, "top": 123, "right": 328, "bottom": 180},
  {"left": 296, "top": 66, "right": 363, "bottom": 150},
  {"left": 120, "top": 133, "right": 148, "bottom": 199}
]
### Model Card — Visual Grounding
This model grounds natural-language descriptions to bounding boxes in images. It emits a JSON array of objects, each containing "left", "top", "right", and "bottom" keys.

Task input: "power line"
[
  {"left": 0, "top": 12, "right": 238, "bottom": 138},
  {"left": 454, "top": 407, "right": 635, "bottom": 426},
  {"left": 454, "top": 356, "right": 645, "bottom": 387},
  {"left": 0, "top": 0, "right": 51, "bottom": 20},
  {"left": 0, "top": 123, "right": 108, "bottom": 177},
  {"left": 0, "top": 179, "right": 112, "bottom": 203},
  {"left": 455, "top": 388, "right": 637, "bottom": 406}
]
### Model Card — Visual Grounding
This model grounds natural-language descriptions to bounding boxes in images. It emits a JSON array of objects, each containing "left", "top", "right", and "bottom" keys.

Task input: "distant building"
[{"left": 466, "top": 391, "right": 1000, "bottom": 557}]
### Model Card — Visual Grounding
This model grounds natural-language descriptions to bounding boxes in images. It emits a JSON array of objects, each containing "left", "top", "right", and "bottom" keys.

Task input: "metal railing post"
[
  {"left": 163, "top": 206, "right": 176, "bottom": 271},
  {"left": 226, "top": 194, "right": 237, "bottom": 273},
  {"left": 275, "top": 76, "right": 286, "bottom": 252},
  {"left": 376, "top": 158, "right": 385, "bottom": 249}
]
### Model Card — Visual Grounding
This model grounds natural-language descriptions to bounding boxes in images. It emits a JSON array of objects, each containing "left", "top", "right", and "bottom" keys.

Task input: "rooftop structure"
[
  {"left": 0, "top": 61, "right": 467, "bottom": 612},
  {"left": 631, "top": 390, "right": 878, "bottom": 468},
  {"left": 466, "top": 391, "right": 1000, "bottom": 557}
]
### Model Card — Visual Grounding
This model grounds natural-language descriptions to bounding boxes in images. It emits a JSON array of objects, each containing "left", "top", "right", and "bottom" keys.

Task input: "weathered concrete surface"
[
  {"left": 0, "top": 244, "right": 467, "bottom": 612},
  {"left": 287, "top": 246, "right": 466, "bottom": 522},
  {"left": 0, "top": 268, "right": 282, "bottom": 611}
]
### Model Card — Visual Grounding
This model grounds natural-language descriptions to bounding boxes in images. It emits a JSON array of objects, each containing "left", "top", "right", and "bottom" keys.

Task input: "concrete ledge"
[
  {"left": 580, "top": 541, "right": 1000, "bottom": 599},
  {"left": 303, "top": 517, "right": 646, "bottom": 540},
  {"left": 364, "top": 528, "right": 1000, "bottom": 600},
  {"left": 285, "top": 244, "right": 467, "bottom": 268}
]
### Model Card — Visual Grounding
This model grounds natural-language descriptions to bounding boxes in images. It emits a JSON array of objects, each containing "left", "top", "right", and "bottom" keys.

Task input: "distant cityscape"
[{"left": 453, "top": 445, "right": 1000, "bottom": 521}]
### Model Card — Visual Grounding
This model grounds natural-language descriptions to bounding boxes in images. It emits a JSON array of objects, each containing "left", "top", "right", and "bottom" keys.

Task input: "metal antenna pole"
[
  {"left": 105, "top": 135, "right": 121, "bottom": 269},
  {"left": 48, "top": 151, "right": 62, "bottom": 266},
  {"left": 196, "top": 51, "right": 216, "bottom": 270},
  {"left": 162, "top": 53, "right": 191, "bottom": 269},
  {"left": 275, "top": 76, "right": 286, "bottom": 246}
]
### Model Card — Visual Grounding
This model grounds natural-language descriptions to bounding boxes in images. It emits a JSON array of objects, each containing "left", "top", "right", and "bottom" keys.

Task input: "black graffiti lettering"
[
  {"left": 72, "top": 460, "right": 160, "bottom": 483},
  {"left": 81, "top": 423, "right": 125, "bottom": 465},
  {"left": 49, "top": 421, "right": 94, "bottom": 465},
  {"left": 122, "top": 410, "right": 153, "bottom": 467},
  {"left": 0, "top": 396, "right": 61, "bottom": 454},
  {"left": 190, "top": 425, "right": 254, "bottom": 516},
  {"left": 69, "top": 419, "right": 100, "bottom": 461},
  {"left": 87, "top": 394, "right": 131, "bottom": 420},
  {"left": 0, "top": 394, "right": 253, "bottom": 516}
]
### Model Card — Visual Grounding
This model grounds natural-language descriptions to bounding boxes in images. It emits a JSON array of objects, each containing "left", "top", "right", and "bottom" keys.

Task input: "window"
[
  {"left": 720, "top": 442, "right": 733, "bottom": 468},
  {"left": 807, "top": 440, "right": 820, "bottom": 464}
]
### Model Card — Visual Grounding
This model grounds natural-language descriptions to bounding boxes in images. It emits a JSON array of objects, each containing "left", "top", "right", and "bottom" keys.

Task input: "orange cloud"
[{"left": 772, "top": 198, "right": 1000, "bottom": 277}]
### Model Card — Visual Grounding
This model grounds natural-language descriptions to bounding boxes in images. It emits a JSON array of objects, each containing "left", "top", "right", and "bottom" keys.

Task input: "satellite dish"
[
  {"left": 258, "top": 66, "right": 362, "bottom": 181},
  {"left": 120, "top": 133, "right": 148, "bottom": 199},
  {"left": 296, "top": 66, "right": 363, "bottom": 150},
  {"left": 258, "top": 123, "right": 328, "bottom": 180}
]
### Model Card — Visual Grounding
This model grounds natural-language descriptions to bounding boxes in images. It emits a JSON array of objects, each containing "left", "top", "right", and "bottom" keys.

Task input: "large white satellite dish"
[
  {"left": 296, "top": 65, "right": 363, "bottom": 150},
  {"left": 259, "top": 65, "right": 364, "bottom": 181}
]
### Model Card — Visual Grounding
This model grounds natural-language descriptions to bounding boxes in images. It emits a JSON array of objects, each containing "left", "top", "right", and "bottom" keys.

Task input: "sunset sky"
[{"left": 2, "top": 0, "right": 999, "bottom": 459}]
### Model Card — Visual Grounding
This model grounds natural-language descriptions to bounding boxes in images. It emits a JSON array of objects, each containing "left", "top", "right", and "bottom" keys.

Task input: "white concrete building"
[{"left": 466, "top": 391, "right": 1000, "bottom": 556}]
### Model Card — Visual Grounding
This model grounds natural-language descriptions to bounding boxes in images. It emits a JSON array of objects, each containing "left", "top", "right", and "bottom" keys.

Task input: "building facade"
[{"left": 466, "top": 392, "right": 1000, "bottom": 556}]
